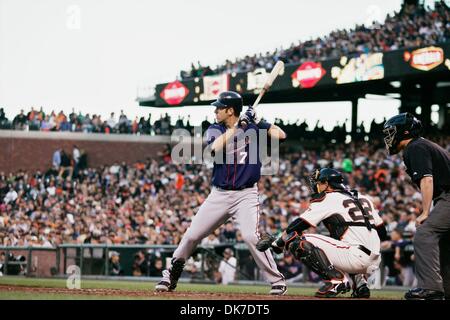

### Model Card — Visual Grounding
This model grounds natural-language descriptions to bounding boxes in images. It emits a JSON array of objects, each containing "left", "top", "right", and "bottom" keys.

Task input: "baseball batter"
[
  {"left": 257, "top": 168, "right": 388, "bottom": 298},
  {"left": 155, "top": 91, "right": 288, "bottom": 295}
]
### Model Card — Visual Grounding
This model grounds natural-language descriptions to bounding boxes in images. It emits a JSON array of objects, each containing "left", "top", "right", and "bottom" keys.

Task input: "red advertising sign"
[
  {"left": 404, "top": 46, "right": 444, "bottom": 71},
  {"left": 160, "top": 80, "right": 189, "bottom": 105},
  {"left": 201, "top": 74, "right": 229, "bottom": 101},
  {"left": 291, "top": 62, "right": 326, "bottom": 88}
]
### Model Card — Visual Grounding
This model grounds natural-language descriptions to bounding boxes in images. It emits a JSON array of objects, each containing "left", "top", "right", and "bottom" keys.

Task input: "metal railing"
[{"left": 0, "top": 243, "right": 255, "bottom": 280}]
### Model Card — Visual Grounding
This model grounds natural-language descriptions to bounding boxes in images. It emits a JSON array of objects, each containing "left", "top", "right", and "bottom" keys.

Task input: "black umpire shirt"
[{"left": 403, "top": 137, "right": 450, "bottom": 200}]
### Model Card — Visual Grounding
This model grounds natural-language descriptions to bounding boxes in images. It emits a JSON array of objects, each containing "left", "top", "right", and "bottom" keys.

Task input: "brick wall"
[{"left": 0, "top": 131, "right": 170, "bottom": 173}]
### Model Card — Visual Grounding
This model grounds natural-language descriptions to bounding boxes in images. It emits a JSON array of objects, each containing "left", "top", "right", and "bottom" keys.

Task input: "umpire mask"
[{"left": 383, "top": 113, "right": 422, "bottom": 155}]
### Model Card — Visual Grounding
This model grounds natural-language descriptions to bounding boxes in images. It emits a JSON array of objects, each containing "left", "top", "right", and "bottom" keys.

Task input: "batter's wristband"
[{"left": 257, "top": 121, "right": 271, "bottom": 130}]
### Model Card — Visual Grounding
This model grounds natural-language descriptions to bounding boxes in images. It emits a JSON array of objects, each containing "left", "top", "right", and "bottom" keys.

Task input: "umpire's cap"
[
  {"left": 383, "top": 112, "right": 422, "bottom": 155},
  {"left": 211, "top": 91, "right": 243, "bottom": 114}
]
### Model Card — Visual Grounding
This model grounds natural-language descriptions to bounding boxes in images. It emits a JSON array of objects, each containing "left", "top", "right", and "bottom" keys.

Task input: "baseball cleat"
[
  {"left": 154, "top": 280, "right": 171, "bottom": 292},
  {"left": 351, "top": 283, "right": 371, "bottom": 298},
  {"left": 315, "top": 281, "right": 350, "bottom": 298},
  {"left": 155, "top": 270, "right": 174, "bottom": 292},
  {"left": 270, "top": 285, "right": 287, "bottom": 295},
  {"left": 155, "top": 259, "right": 185, "bottom": 292},
  {"left": 404, "top": 288, "right": 444, "bottom": 300}
]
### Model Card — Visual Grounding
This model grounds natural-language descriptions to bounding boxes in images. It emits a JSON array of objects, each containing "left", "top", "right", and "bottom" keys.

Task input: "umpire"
[{"left": 383, "top": 112, "right": 450, "bottom": 300}]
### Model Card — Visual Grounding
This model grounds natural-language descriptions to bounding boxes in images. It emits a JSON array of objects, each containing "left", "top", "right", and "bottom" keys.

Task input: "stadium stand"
[{"left": 180, "top": 1, "right": 450, "bottom": 79}]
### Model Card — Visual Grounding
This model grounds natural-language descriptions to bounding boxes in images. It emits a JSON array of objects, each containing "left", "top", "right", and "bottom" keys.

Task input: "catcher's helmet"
[
  {"left": 383, "top": 112, "right": 422, "bottom": 155},
  {"left": 309, "top": 168, "right": 346, "bottom": 193},
  {"left": 211, "top": 91, "right": 243, "bottom": 114}
]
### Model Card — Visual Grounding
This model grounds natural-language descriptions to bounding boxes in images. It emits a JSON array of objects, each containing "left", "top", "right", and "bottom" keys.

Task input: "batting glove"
[
  {"left": 238, "top": 106, "right": 257, "bottom": 127},
  {"left": 245, "top": 106, "right": 257, "bottom": 122}
]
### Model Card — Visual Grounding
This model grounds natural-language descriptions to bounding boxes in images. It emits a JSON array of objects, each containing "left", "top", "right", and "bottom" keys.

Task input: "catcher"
[{"left": 257, "top": 168, "right": 388, "bottom": 298}]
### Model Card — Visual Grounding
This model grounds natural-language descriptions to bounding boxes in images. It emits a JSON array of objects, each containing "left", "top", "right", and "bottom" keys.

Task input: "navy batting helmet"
[
  {"left": 211, "top": 91, "right": 243, "bottom": 114},
  {"left": 383, "top": 112, "right": 422, "bottom": 155}
]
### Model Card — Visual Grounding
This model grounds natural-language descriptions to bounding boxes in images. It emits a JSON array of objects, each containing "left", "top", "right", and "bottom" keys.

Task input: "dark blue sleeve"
[
  {"left": 206, "top": 124, "right": 225, "bottom": 145},
  {"left": 257, "top": 120, "right": 271, "bottom": 130}
]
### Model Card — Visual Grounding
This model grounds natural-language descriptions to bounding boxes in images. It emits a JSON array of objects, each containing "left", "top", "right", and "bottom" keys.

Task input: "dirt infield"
[{"left": 0, "top": 284, "right": 331, "bottom": 300}]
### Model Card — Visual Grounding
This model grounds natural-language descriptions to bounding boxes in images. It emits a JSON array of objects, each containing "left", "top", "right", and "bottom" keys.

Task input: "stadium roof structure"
[{"left": 139, "top": 43, "right": 450, "bottom": 133}]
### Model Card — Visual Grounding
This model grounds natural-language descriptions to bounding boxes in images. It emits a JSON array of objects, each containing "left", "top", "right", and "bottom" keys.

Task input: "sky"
[{"left": 0, "top": 0, "right": 419, "bottom": 131}]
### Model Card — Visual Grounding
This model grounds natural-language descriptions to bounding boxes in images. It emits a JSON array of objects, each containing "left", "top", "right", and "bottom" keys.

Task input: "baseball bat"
[
  {"left": 252, "top": 60, "right": 285, "bottom": 109},
  {"left": 240, "top": 60, "right": 284, "bottom": 127}
]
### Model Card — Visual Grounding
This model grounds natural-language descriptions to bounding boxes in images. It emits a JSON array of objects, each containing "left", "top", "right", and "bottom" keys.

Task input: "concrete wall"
[{"left": 0, "top": 131, "right": 171, "bottom": 173}]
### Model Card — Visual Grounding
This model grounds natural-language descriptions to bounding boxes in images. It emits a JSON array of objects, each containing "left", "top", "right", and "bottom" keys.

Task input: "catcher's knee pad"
[{"left": 290, "top": 240, "right": 344, "bottom": 281}]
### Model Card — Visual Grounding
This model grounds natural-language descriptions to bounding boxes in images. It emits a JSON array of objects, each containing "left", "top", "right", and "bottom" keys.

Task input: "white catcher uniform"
[{"left": 298, "top": 191, "right": 383, "bottom": 276}]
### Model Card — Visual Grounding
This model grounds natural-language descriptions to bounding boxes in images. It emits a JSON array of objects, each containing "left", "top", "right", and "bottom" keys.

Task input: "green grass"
[{"left": 0, "top": 276, "right": 405, "bottom": 300}]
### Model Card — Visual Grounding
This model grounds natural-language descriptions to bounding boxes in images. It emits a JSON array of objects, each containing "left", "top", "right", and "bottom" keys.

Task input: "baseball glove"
[{"left": 256, "top": 233, "right": 277, "bottom": 252}]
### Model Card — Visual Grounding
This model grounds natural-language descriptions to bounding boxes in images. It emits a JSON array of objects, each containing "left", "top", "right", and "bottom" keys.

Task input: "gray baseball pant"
[
  {"left": 413, "top": 191, "right": 450, "bottom": 296},
  {"left": 172, "top": 186, "right": 285, "bottom": 285}
]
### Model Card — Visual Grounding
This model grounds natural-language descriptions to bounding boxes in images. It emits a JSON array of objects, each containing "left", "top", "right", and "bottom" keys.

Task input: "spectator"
[
  {"left": 132, "top": 250, "right": 149, "bottom": 276},
  {"left": 108, "top": 251, "right": 124, "bottom": 276},
  {"left": 277, "top": 252, "right": 303, "bottom": 283},
  {"left": 72, "top": 145, "right": 81, "bottom": 177},
  {"left": 118, "top": 110, "right": 129, "bottom": 133},
  {"left": 0, "top": 252, "right": 26, "bottom": 275},
  {"left": 59, "top": 150, "right": 73, "bottom": 178},
  {"left": 149, "top": 258, "right": 164, "bottom": 277},
  {"left": 52, "top": 149, "right": 61, "bottom": 171},
  {"left": 201, "top": 232, "right": 220, "bottom": 247},
  {"left": 12, "top": 110, "right": 27, "bottom": 130},
  {"left": 82, "top": 114, "right": 93, "bottom": 133},
  {"left": 106, "top": 112, "right": 117, "bottom": 132},
  {"left": 69, "top": 108, "right": 77, "bottom": 130},
  {"left": 0, "top": 252, "right": 4, "bottom": 276},
  {"left": 0, "top": 108, "right": 8, "bottom": 129},
  {"left": 0, "top": 108, "right": 6, "bottom": 122},
  {"left": 217, "top": 248, "right": 237, "bottom": 285},
  {"left": 220, "top": 221, "right": 237, "bottom": 243},
  {"left": 3, "top": 186, "right": 18, "bottom": 205},
  {"left": 390, "top": 229, "right": 416, "bottom": 287}
]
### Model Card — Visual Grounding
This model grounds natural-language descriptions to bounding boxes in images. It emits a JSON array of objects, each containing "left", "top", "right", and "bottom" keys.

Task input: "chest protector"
[{"left": 322, "top": 190, "right": 375, "bottom": 240}]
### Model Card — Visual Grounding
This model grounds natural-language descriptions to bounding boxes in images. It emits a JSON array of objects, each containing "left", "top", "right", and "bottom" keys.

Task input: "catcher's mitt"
[{"left": 256, "top": 233, "right": 277, "bottom": 252}]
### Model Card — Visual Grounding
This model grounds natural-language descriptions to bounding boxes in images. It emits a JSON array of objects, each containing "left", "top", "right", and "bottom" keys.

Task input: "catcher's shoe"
[
  {"left": 270, "top": 285, "right": 287, "bottom": 296},
  {"left": 351, "top": 283, "right": 370, "bottom": 298},
  {"left": 350, "top": 274, "right": 370, "bottom": 298},
  {"left": 315, "top": 280, "right": 350, "bottom": 298}
]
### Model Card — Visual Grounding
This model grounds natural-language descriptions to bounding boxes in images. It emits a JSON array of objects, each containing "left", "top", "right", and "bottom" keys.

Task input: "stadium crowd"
[
  {"left": 1, "top": 106, "right": 447, "bottom": 145},
  {"left": 1, "top": 134, "right": 449, "bottom": 284},
  {"left": 180, "top": 1, "right": 450, "bottom": 79},
  {"left": 0, "top": 107, "right": 201, "bottom": 136}
]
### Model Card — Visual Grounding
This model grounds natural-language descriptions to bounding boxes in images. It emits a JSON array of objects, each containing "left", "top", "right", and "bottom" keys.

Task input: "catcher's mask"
[
  {"left": 308, "top": 168, "right": 346, "bottom": 193},
  {"left": 383, "top": 112, "right": 422, "bottom": 155}
]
